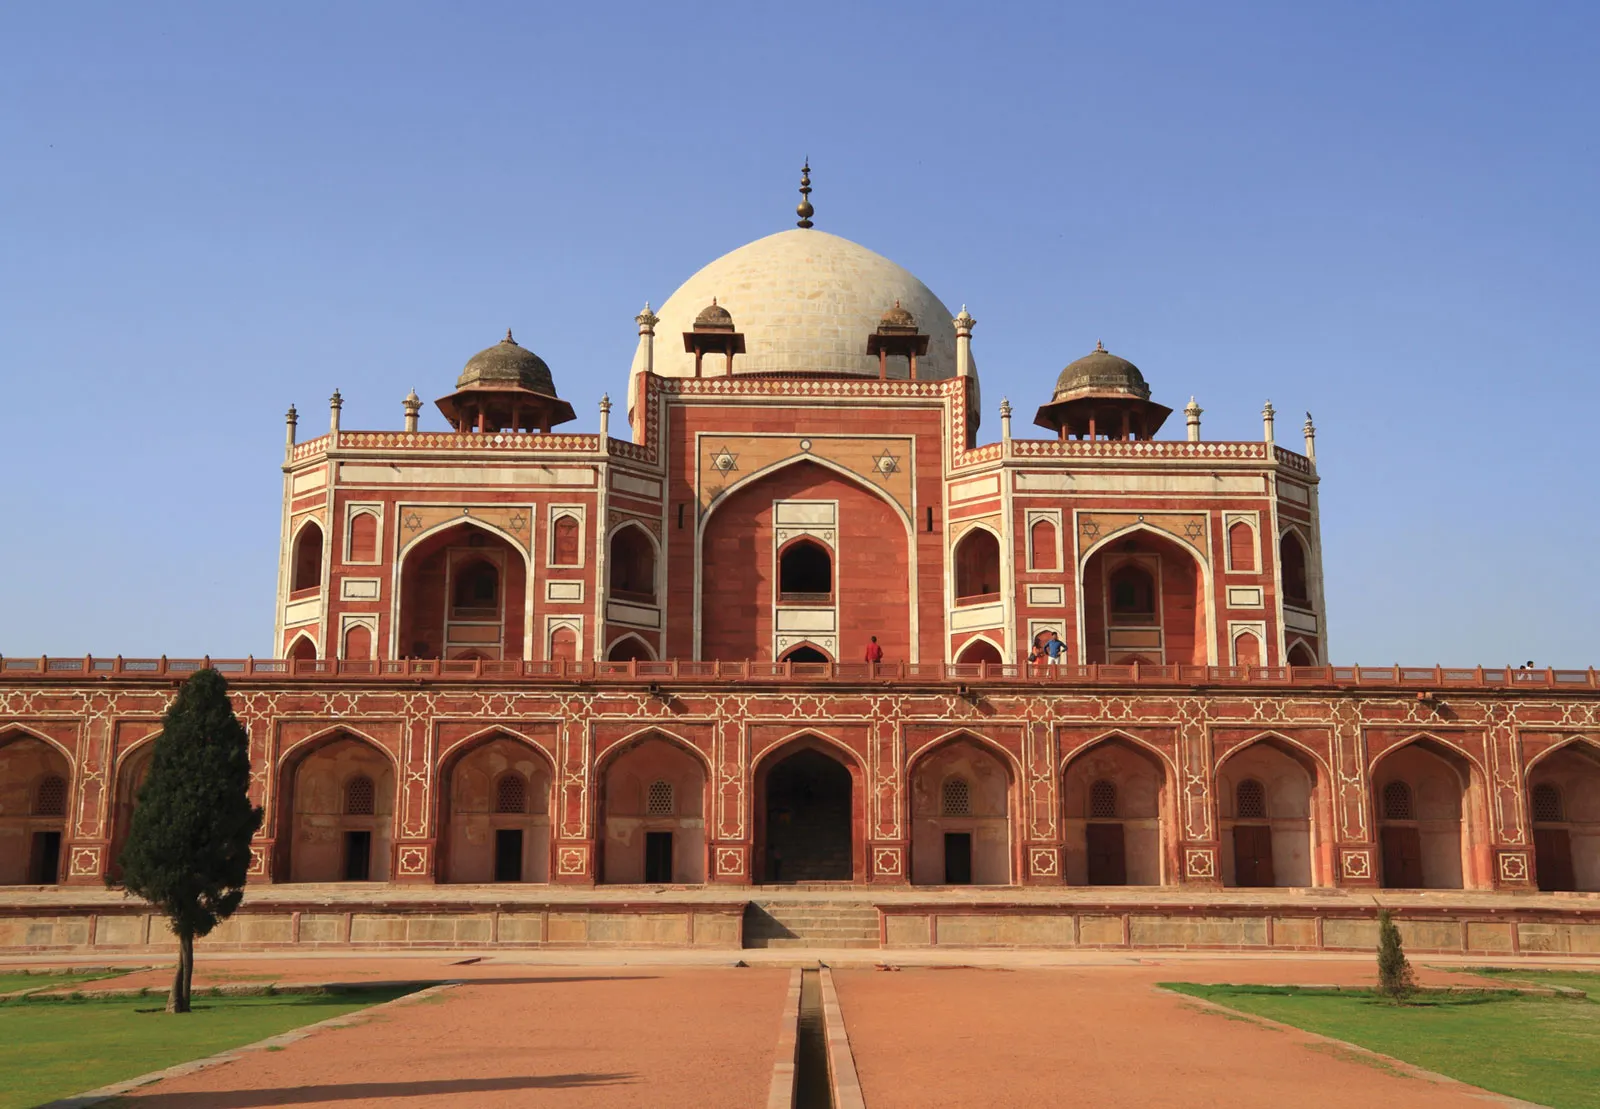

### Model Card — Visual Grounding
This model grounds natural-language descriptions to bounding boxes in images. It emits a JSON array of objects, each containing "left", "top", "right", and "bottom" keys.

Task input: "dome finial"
[
  {"left": 504, "top": 328, "right": 515, "bottom": 344},
  {"left": 1095, "top": 339, "right": 1106, "bottom": 352},
  {"left": 796, "top": 159, "right": 814, "bottom": 229}
]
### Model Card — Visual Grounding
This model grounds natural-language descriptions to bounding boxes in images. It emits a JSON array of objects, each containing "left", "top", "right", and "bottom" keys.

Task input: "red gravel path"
[
  {"left": 833, "top": 961, "right": 1507, "bottom": 1108},
  {"left": 117, "top": 965, "right": 789, "bottom": 1108}
]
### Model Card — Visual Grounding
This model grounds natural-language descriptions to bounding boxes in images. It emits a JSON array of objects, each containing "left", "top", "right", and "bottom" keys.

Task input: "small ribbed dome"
[
  {"left": 1053, "top": 342, "right": 1150, "bottom": 402},
  {"left": 694, "top": 299, "right": 735, "bottom": 330},
  {"left": 458, "top": 330, "right": 556, "bottom": 396},
  {"left": 879, "top": 300, "right": 917, "bottom": 330}
]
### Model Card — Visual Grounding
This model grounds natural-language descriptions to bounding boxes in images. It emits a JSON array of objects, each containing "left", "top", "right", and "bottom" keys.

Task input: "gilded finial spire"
[{"left": 796, "top": 159, "right": 814, "bottom": 229}]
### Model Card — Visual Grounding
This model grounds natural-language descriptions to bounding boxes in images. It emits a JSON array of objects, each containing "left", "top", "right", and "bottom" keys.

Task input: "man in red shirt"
[{"left": 864, "top": 636, "right": 884, "bottom": 665}]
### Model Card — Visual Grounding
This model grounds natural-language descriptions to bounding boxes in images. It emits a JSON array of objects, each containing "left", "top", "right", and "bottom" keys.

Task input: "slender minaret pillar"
[
  {"left": 329, "top": 390, "right": 343, "bottom": 438},
  {"left": 1303, "top": 411, "right": 1317, "bottom": 465},
  {"left": 599, "top": 393, "right": 611, "bottom": 438},
  {"left": 634, "top": 302, "right": 658, "bottom": 374},
  {"left": 285, "top": 405, "right": 298, "bottom": 452},
  {"left": 999, "top": 398, "right": 1013, "bottom": 442},
  {"left": 953, "top": 306, "right": 976, "bottom": 379},
  {"left": 1261, "top": 400, "right": 1275, "bottom": 444},
  {"left": 403, "top": 389, "right": 421, "bottom": 433},
  {"left": 1184, "top": 397, "right": 1202, "bottom": 442}
]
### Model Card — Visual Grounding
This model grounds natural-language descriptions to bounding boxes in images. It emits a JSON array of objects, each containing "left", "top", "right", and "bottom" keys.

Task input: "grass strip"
[
  {"left": 1163, "top": 982, "right": 1600, "bottom": 1109},
  {"left": 0, "top": 985, "right": 418, "bottom": 1109},
  {"left": 0, "top": 970, "right": 127, "bottom": 996}
]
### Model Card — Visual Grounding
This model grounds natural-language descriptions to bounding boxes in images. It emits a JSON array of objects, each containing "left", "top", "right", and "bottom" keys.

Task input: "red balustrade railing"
[{"left": 0, "top": 656, "right": 1593, "bottom": 690}]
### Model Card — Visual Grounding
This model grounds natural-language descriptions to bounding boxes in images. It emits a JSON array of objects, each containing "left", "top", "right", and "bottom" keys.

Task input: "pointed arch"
[
  {"left": 907, "top": 729, "right": 1017, "bottom": 886},
  {"left": 391, "top": 516, "right": 533, "bottom": 661},
  {"left": 596, "top": 726, "right": 710, "bottom": 884},
  {"left": 1214, "top": 731, "right": 1331, "bottom": 781},
  {"left": 607, "top": 520, "right": 659, "bottom": 603},
  {"left": 952, "top": 523, "right": 1003, "bottom": 603},
  {"left": 698, "top": 453, "right": 914, "bottom": 538},
  {"left": 954, "top": 634, "right": 1006, "bottom": 666},
  {"left": 0, "top": 723, "right": 76, "bottom": 768},
  {"left": 605, "top": 632, "right": 658, "bottom": 663},
  {"left": 1061, "top": 730, "right": 1174, "bottom": 886},
  {"left": 1077, "top": 522, "right": 1215, "bottom": 666},
  {"left": 437, "top": 726, "right": 555, "bottom": 883},
  {"left": 436, "top": 724, "right": 559, "bottom": 774},
  {"left": 278, "top": 723, "right": 400, "bottom": 775},
  {"left": 1278, "top": 523, "right": 1313, "bottom": 607},
  {"left": 1367, "top": 731, "right": 1487, "bottom": 780},
  {"left": 779, "top": 641, "right": 834, "bottom": 663},
  {"left": 1060, "top": 730, "right": 1179, "bottom": 779},
  {"left": 275, "top": 725, "right": 398, "bottom": 882},
  {"left": 596, "top": 725, "right": 715, "bottom": 779},
  {"left": 754, "top": 731, "right": 864, "bottom": 883},
  {"left": 1215, "top": 732, "right": 1330, "bottom": 887},
  {"left": 1525, "top": 734, "right": 1600, "bottom": 773},
  {"left": 907, "top": 728, "right": 1023, "bottom": 786},
  {"left": 752, "top": 728, "right": 867, "bottom": 777},
  {"left": 285, "top": 632, "right": 318, "bottom": 663},
  {"left": 290, "top": 517, "right": 325, "bottom": 593}
]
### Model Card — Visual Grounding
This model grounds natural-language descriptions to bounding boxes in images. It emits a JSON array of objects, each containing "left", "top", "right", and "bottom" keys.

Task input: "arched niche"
[
  {"left": 397, "top": 521, "right": 527, "bottom": 661},
  {"left": 1287, "top": 640, "right": 1317, "bottom": 667},
  {"left": 609, "top": 525, "right": 657, "bottom": 604},
  {"left": 1062, "top": 737, "right": 1171, "bottom": 886},
  {"left": 955, "top": 638, "right": 1003, "bottom": 666},
  {"left": 286, "top": 634, "right": 318, "bottom": 662},
  {"left": 778, "top": 537, "right": 832, "bottom": 602},
  {"left": 107, "top": 740, "right": 157, "bottom": 883},
  {"left": 276, "top": 732, "right": 396, "bottom": 882},
  {"left": 1216, "top": 738, "right": 1328, "bottom": 887},
  {"left": 291, "top": 520, "right": 324, "bottom": 593},
  {"left": 1527, "top": 741, "right": 1600, "bottom": 892},
  {"left": 438, "top": 733, "right": 553, "bottom": 883},
  {"left": 347, "top": 512, "right": 379, "bottom": 563},
  {"left": 0, "top": 731, "right": 71, "bottom": 885},
  {"left": 1371, "top": 738, "right": 1486, "bottom": 890},
  {"left": 1280, "top": 529, "right": 1311, "bottom": 607},
  {"left": 909, "top": 737, "right": 1013, "bottom": 885},
  {"left": 953, "top": 528, "right": 1001, "bottom": 604},
  {"left": 1081, "top": 527, "right": 1209, "bottom": 665},
  {"left": 597, "top": 734, "right": 707, "bottom": 884},
  {"left": 606, "top": 634, "right": 656, "bottom": 663},
  {"left": 780, "top": 643, "right": 832, "bottom": 664},
  {"left": 754, "top": 737, "right": 863, "bottom": 883}
]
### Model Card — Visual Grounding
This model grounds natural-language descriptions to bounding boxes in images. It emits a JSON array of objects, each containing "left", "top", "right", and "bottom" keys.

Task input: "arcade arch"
[
  {"left": 1081, "top": 527, "right": 1209, "bottom": 665},
  {"left": 608, "top": 525, "right": 657, "bottom": 604},
  {"left": 1216, "top": 738, "right": 1323, "bottom": 887},
  {"left": 597, "top": 733, "right": 707, "bottom": 884},
  {"left": 108, "top": 740, "right": 157, "bottom": 881},
  {"left": 755, "top": 737, "right": 861, "bottom": 883},
  {"left": 606, "top": 634, "right": 656, "bottom": 663},
  {"left": 0, "top": 731, "right": 70, "bottom": 885},
  {"left": 1527, "top": 741, "right": 1600, "bottom": 891},
  {"left": 1062, "top": 736, "right": 1170, "bottom": 886},
  {"left": 953, "top": 528, "right": 1000, "bottom": 603},
  {"left": 909, "top": 736, "right": 1013, "bottom": 885},
  {"left": 276, "top": 731, "right": 396, "bottom": 882},
  {"left": 438, "top": 733, "right": 552, "bottom": 883},
  {"left": 397, "top": 520, "right": 528, "bottom": 660},
  {"left": 955, "top": 637, "right": 1004, "bottom": 666},
  {"left": 1372, "top": 738, "right": 1485, "bottom": 890}
]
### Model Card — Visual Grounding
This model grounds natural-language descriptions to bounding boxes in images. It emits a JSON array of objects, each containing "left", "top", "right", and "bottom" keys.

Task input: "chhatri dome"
[{"left": 631, "top": 168, "right": 972, "bottom": 387}]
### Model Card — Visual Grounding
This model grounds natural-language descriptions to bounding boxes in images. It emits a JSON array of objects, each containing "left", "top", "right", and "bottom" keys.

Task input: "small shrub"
[{"left": 1376, "top": 909, "right": 1416, "bottom": 1000}]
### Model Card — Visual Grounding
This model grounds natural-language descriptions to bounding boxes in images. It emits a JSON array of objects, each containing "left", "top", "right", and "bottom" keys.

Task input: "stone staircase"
[{"left": 744, "top": 899, "right": 882, "bottom": 948}]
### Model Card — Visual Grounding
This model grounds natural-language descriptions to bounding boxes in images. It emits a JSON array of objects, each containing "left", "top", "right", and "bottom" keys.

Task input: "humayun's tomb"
[{"left": 2, "top": 173, "right": 1597, "bottom": 955}]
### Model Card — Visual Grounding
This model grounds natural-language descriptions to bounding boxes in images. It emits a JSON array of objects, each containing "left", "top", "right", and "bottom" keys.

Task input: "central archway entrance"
[{"left": 759, "top": 746, "right": 854, "bottom": 882}]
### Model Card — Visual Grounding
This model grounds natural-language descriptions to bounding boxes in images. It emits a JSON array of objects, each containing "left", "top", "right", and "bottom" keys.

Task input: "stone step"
[{"left": 749, "top": 937, "right": 881, "bottom": 949}]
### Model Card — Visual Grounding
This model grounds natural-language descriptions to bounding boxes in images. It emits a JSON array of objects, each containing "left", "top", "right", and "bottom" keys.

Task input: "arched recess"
[
  {"left": 1215, "top": 736, "right": 1330, "bottom": 887},
  {"left": 1286, "top": 639, "right": 1317, "bottom": 667},
  {"left": 908, "top": 734, "right": 1017, "bottom": 885},
  {"left": 1029, "top": 518, "right": 1059, "bottom": 571},
  {"left": 550, "top": 513, "right": 582, "bottom": 567},
  {"left": 1370, "top": 736, "right": 1488, "bottom": 890},
  {"left": 753, "top": 734, "right": 865, "bottom": 883},
  {"left": 955, "top": 636, "right": 1004, "bottom": 666},
  {"left": 953, "top": 526, "right": 1001, "bottom": 604},
  {"left": 1525, "top": 738, "right": 1600, "bottom": 892},
  {"left": 548, "top": 622, "right": 579, "bottom": 663},
  {"left": 1279, "top": 527, "right": 1312, "bottom": 608},
  {"left": 780, "top": 643, "right": 832, "bottom": 664},
  {"left": 1080, "top": 525, "right": 1212, "bottom": 666},
  {"left": 347, "top": 511, "right": 379, "bottom": 563},
  {"left": 291, "top": 519, "right": 324, "bottom": 593},
  {"left": 697, "top": 457, "right": 914, "bottom": 663},
  {"left": 394, "top": 518, "right": 530, "bottom": 661},
  {"left": 286, "top": 633, "right": 318, "bottom": 663},
  {"left": 1062, "top": 735, "right": 1174, "bottom": 886},
  {"left": 777, "top": 537, "right": 832, "bottom": 601},
  {"left": 608, "top": 523, "right": 658, "bottom": 604},
  {"left": 1227, "top": 521, "right": 1257, "bottom": 572},
  {"left": 274, "top": 729, "right": 397, "bottom": 882},
  {"left": 108, "top": 736, "right": 159, "bottom": 882},
  {"left": 437, "top": 731, "right": 553, "bottom": 883},
  {"left": 596, "top": 731, "right": 710, "bottom": 884},
  {"left": 1232, "top": 629, "right": 1263, "bottom": 668},
  {"left": 606, "top": 633, "right": 657, "bottom": 663},
  {"left": 342, "top": 623, "right": 373, "bottom": 662},
  {"left": 0, "top": 728, "right": 73, "bottom": 885}
]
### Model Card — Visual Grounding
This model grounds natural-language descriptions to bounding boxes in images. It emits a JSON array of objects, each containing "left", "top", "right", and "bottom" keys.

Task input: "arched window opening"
[
  {"left": 1234, "top": 632, "right": 1262, "bottom": 669},
  {"left": 956, "top": 638, "right": 1003, "bottom": 666},
  {"left": 1030, "top": 519, "right": 1058, "bottom": 571},
  {"left": 343, "top": 624, "right": 372, "bottom": 662},
  {"left": 778, "top": 539, "right": 832, "bottom": 602},
  {"left": 348, "top": 513, "right": 378, "bottom": 563},
  {"left": 451, "top": 559, "right": 499, "bottom": 615},
  {"left": 1287, "top": 641, "right": 1317, "bottom": 667},
  {"left": 941, "top": 776, "right": 972, "bottom": 816},
  {"left": 291, "top": 521, "right": 324, "bottom": 593},
  {"left": 288, "top": 635, "right": 318, "bottom": 663},
  {"left": 345, "top": 775, "right": 376, "bottom": 816},
  {"left": 782, "top": 645, "right": 830, "bottom": 664},
  {"left": 1108, "top": 563, "right": 1157, "bottom": 624},
  {"left": 549, "top": 625, "right": 578, "bottom": 663},
  {"left": 33, "top": 775, "right": 67, "bottom": 818},
  {"left": 954, "top": 529, "right": 1000, "bottom": 603},
  {"left": 551, "top": 515, "right": 581, "bottom": 567},
  {"left": 647, "top": 779, "right": 675, "bottom": 816},
  {"left": 495, "top": 774, "right": 527, "bottom": 815},
  {"left": 606, "top": 636, "right": 654, "bottom": 663},
  {"left": 1228, "top": 522, "right": 1256, "bottom": 572},
  {"left": 1382, "top": 780, "right": 1413, "bottom": 821},
  {"left": 1532, "top": 783, "right": 1564, "bottom": 823},
  {"left": 1280, "top": 532, "right": 1310, "bottom": 606},
  {"left": 1235, "top": 778, "right": 1267, "bottom": 820},
  {"left": 1089, "top": 779, "right": 1117, "bottom": 819},
  {"left": 609, "top": 527, "right": 656, "bottom": 603}
]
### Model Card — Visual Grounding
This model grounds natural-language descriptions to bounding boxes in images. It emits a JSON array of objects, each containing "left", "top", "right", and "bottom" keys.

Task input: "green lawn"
[
  {"left": 0, "top": 987, "right": 418, "bottom": 1109},
  {"left": 1164, "top": 982, "right": 1600, "bottom": 1109},
  {"left": 0, "top": 969, "right": 125, "bottom": 995},
  {"left": 1465, "top": 967, "right": 1600, "bottom": 996}
]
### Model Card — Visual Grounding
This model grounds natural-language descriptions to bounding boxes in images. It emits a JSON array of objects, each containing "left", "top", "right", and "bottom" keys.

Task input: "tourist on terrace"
[
  {"left": 865, "top": 635, "right": 883, "bottom": 672},
  {"left": 1045, "top": 630, "right": 1065, "bottom": 666}
]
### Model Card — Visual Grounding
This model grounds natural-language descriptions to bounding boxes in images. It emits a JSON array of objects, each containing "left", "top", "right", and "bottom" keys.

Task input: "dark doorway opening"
[
  {"left": 764, "top": 748, "right": 852, "bottom": 881},
  {"left": 344, "top": 830, "right": 372, "bottom": 881},
  {"left": 494, "top": 829, "right": 524, "bottom": 882},
  {"left": 1232, "top": 825, "right": 1275, "bottom": 887},
  {"left": 781, "top": 645, "right": 830, "bottom": 664},
  {"left": 644, "top": 831, "right": 674, "bottom": 883},
  {"left": 778, "top": 540, "right": 832, "bottom": 603},
  {"left": 28, "top": 831, "right": 61, "bottom": 884},
  {"left": 943, "top": 832, "right": 973, "bottom": 885},
  {"left": 1535, "top": 828, "right": 1575, "bottom": 892},
  {"left": 1086, "top": 823, "right": 1126, "bottom": 885},
  {"left": 1380, "top": 826, "right": 1423, "bottom": 888}
]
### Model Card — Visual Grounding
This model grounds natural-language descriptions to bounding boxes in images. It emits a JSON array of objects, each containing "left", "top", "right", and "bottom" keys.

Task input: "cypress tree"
[
  {"left": 1375, "top": 908, "right": 1416, "bottom": 1000},
  {"left": 114, "top": 668, "right": 263, "bottom": 1013}
]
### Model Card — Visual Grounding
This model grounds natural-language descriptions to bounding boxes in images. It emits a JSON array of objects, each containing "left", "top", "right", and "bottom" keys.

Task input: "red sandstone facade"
[{"left": 2, "top": 220, "right": 1596, "bottom": 909}]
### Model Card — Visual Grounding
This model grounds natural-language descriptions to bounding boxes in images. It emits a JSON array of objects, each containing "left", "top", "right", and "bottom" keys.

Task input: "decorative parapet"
[
  {"left": 289, "top": 429, "right": 601, "bottom": 464},
  {"left": 950, "top": 437, "right": 1316, "bottom": 472}
]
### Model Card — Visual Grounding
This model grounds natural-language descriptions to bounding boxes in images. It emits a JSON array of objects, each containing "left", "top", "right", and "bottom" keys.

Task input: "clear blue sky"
[{"left": 2, "top": 2, "right": 1595, "bottom": 665}]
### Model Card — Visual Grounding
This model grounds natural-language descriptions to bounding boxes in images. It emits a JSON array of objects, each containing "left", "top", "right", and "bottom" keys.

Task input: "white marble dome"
[{"left": 634, "top": 229, "right": 970, "bottom": 382}]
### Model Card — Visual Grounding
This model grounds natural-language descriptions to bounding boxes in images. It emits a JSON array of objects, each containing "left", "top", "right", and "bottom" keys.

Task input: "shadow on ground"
[{"left": 132, "top": 1074, "right": 635, "bottom": 1105}]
